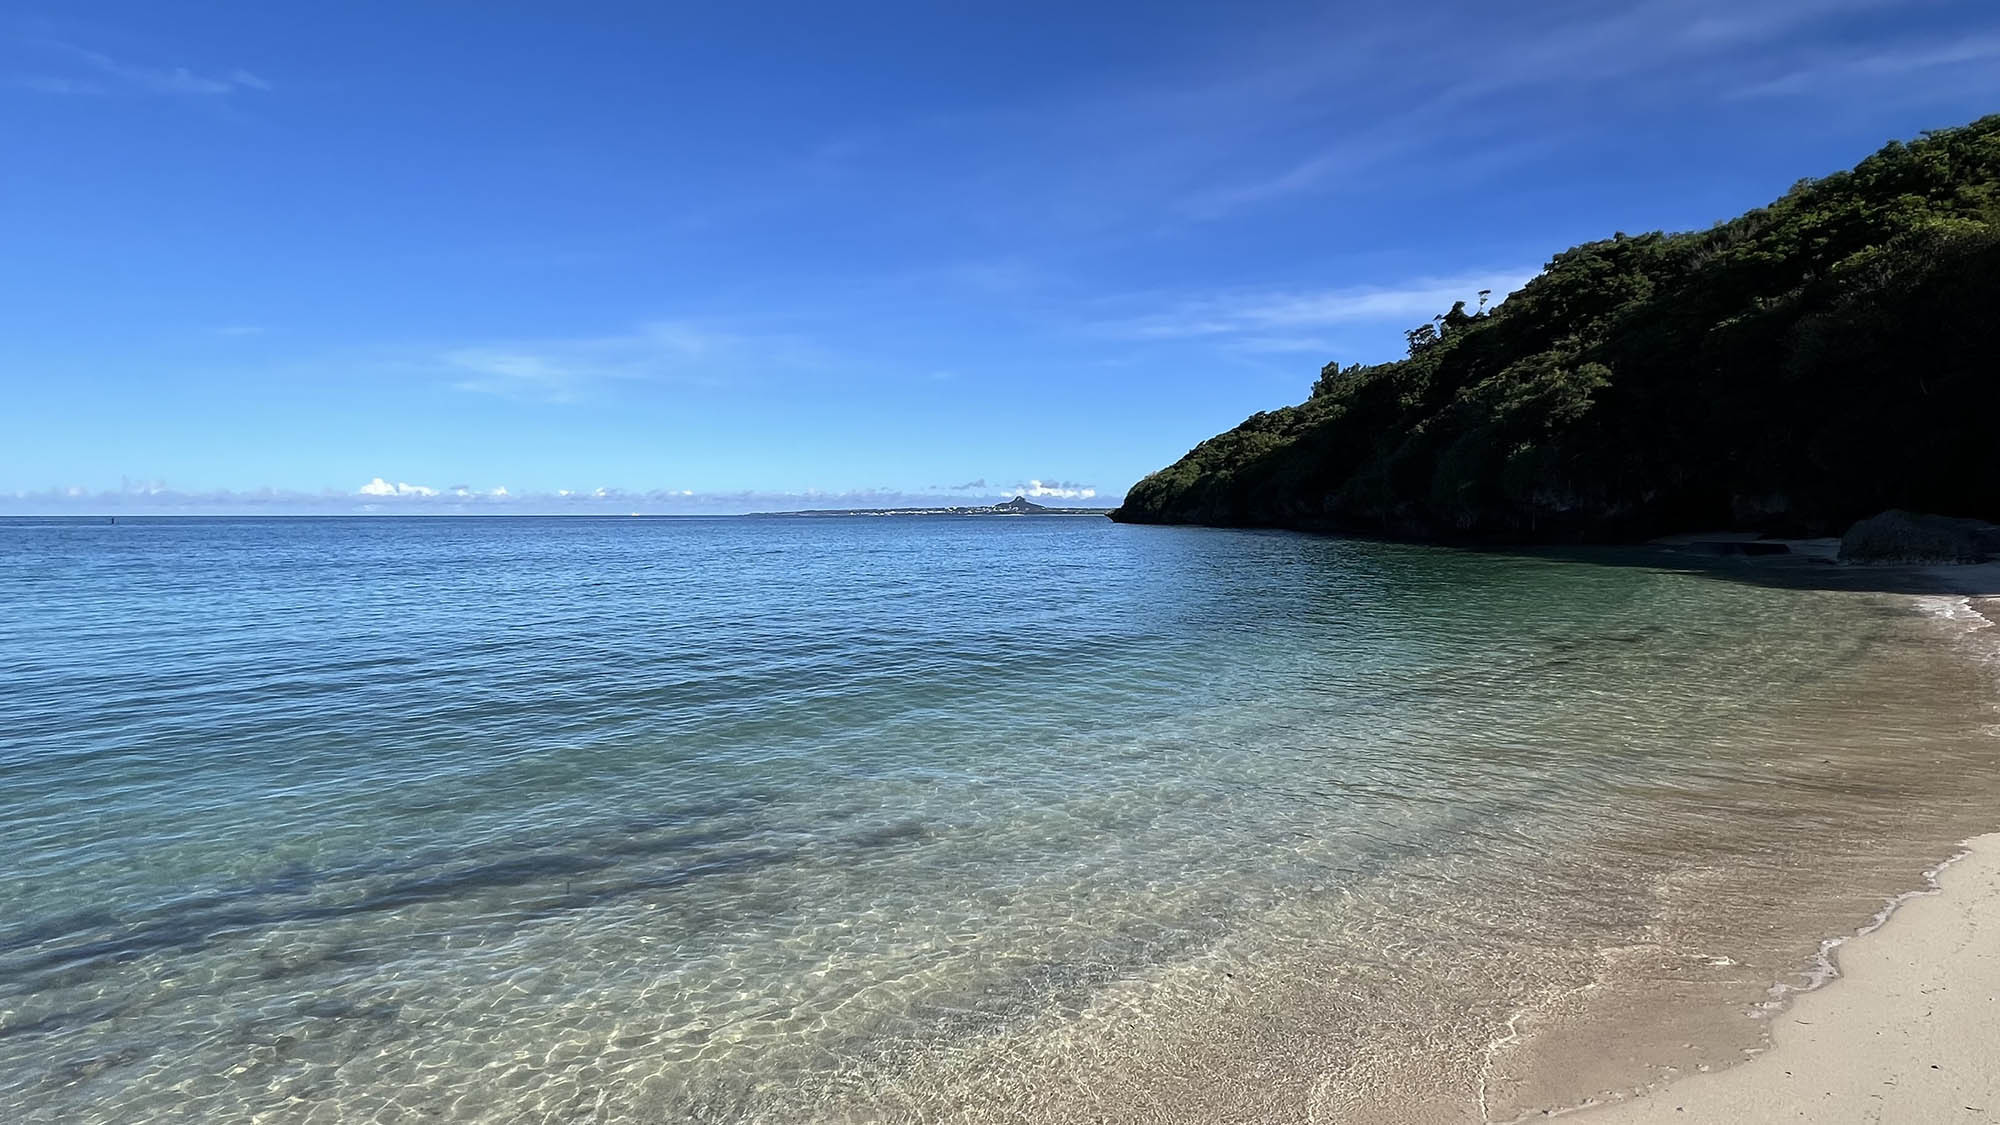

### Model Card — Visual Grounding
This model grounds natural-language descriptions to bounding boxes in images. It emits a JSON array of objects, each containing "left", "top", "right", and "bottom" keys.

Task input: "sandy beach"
[
  {"left": 1573, "top": 832, "right": 2000, "bottom": 1123},
  {"left": 1559, "top": 578, "right": 2000, "bottom": 1125}
]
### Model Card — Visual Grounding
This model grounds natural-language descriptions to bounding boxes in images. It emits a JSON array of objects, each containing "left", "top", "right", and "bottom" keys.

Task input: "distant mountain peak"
[{"left": 998, "top": 495, "right": 1046, "bottom": 511}]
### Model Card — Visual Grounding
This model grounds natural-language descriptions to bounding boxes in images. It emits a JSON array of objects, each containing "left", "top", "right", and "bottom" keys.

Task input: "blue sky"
[{"left": 4, "top": 0, "right": 1997, "bottom": 513}]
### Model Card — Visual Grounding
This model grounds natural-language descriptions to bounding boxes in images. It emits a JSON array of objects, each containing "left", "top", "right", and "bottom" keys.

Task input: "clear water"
[{"left": 2, "top": 517, "right": 1995, "bottom": 1123}]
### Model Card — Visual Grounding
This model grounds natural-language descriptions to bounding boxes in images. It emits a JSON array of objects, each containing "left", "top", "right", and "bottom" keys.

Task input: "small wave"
[
  {"left": 1913, "top": 594, "right": 1989, "bottom": 628},
  {"left": 1758, "top": 845, "right": 1972, "bottom": 1012}
]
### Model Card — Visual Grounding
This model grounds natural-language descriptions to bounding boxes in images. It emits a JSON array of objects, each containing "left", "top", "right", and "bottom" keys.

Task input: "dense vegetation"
[{"left": 1112, "top": 115, "right": 2000, "bottom": 540}]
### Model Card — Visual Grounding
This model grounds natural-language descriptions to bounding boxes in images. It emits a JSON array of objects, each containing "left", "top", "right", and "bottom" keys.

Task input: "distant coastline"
[{"left": 747, "top": 495, "right": 1114, "bottom": 518}]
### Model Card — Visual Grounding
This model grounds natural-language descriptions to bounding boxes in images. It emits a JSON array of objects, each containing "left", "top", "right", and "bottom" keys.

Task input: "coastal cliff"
[{"left": 1112, "top": 115, "right": 2000, "bottom": 540}]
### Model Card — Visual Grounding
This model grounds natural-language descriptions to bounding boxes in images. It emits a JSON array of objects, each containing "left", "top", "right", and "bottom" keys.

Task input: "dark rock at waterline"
[{"left": 1838, "top": 510, "right": 2000, "bottom": 565}]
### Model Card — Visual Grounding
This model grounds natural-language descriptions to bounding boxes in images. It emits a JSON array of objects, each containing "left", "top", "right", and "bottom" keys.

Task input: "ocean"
[{"left": 3, "top": 516, "right": 1996, "bottom": 1122}]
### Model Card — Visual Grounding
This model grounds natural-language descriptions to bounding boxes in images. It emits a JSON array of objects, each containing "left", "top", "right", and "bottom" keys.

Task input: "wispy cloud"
[
  {"left": 1006, "top": 479, "right": 1097, "bottom": 499},
  {"left": 12, "top": 74, "right": 104, "bottom": 95},
  {"left": 1224, "top": 334, "right": 1340, "bottom": 355},
  {"left": 1181, "top": 152, "right": 1360, "bottom": 219},
  {"left": 357, "top": 477, "right": 439, "bottom": 498},
  {"left": 1676, "top": 0, "right": 1915, "bottom": 48},
  {"left": 1102, "top": 270, "right": 1536, "bottom": 343},
  {"left": 17, "top": 43, "right": 271, "bottom": 98},
  {"left": 4, "top": 481, "right": 1123, "bottom": 515},
  {"left": 1004, "top": 0, "right": 1957, "bottom": 223},
  {"left": 1732, "top": 32, "right": 2000, "bottom": 98},
  {"left": 1408, "top": 0, "right": 1918, "bottom": 105},
  {"left": 440, "top": 320, "right": 740, "bottom": 401}
]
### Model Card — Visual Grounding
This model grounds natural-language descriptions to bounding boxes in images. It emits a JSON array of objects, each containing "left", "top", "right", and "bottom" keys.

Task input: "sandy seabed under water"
[{"left": 7, "top": 522, "right": 2000, "bottom": 1125}]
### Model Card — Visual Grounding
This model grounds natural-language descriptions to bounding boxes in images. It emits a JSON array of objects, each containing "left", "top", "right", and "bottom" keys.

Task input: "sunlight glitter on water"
[{"left": 2, "top": 517, "right": 1996, "bottom": 1123}]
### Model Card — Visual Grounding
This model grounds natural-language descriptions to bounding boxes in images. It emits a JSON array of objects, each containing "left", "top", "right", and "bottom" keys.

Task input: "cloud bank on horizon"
[
  {"left": 5, "top": 478, "right": 1116, "bottom": 516},
  {"left": 4, "top": 0, "right": 1998, "bottom": 513}
]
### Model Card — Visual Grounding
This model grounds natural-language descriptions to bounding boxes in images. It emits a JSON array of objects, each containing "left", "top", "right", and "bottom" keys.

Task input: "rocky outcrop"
[{"left": 1838, "top": 510, "right": 2000, "bottom": 565}]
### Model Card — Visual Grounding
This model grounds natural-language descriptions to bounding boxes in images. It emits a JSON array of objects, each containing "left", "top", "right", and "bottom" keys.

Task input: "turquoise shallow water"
[{"left": 2, "top": 516, "right": 1996, "bottom": 1122}]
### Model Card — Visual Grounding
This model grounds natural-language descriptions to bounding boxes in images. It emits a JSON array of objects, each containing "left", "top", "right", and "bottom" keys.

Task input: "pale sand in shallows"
[{"left": 1577, "top": 831, "right": 2000, "bottom": 1124}]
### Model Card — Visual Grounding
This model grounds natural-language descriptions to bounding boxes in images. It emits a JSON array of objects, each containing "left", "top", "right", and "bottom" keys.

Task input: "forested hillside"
[{"left": 1112, "top": 116, "right": 2000, "bottom": 539}]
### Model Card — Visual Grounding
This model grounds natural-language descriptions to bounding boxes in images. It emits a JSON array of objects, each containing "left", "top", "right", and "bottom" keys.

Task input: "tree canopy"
[{"left": 1112, "top": 115, "right": 2000, "bottom": 540}]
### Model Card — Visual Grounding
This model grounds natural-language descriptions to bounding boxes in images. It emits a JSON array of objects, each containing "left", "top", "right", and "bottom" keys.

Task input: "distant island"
[
  {"left": 752, "top": 495, "right": 1112, "bottom": 517},
  {"left": 1112, "top": 114, "right": 2000, "bottom": 542}
]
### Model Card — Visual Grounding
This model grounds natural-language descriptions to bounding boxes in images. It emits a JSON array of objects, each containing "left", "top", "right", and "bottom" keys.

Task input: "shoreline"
[
  {"left": 1544, "top": 585, "right": 2000, "bottom": 1123},
  {"left": 9, "top": 538, "right": 1997, "bottom": 1122},
  {"left": 1567, "top": 832, "right": 2000, "bottom": 1123}
]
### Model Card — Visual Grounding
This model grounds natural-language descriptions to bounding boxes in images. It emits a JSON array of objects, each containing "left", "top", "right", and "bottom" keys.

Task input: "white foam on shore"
[
  {"left": 1465, "top": 593, "right": 2000, "bottom": 1125},
  {"left": 1910, "top": 595, "right": 2000, "bottom": 739},
  {"left": 1507, "top": 845, "right": 1982, "bottom": 1125},
  {"left": 1913, "top": 594, "right": 1989, "bottom": 628},
  {"left": 1758, "top": 846, "right": 1973, "bottom": 1011}
]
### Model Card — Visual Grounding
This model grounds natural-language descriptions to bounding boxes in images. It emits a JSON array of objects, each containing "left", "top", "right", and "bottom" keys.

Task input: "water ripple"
[{"left": 2, "top": 516, "right": 1997, "bottom": 1122}]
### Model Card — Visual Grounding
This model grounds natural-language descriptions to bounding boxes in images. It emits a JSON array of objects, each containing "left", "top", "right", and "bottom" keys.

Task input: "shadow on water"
[
  {"left": 1124, "top": 523, "right": 2000, "bottom": 597},
  {"left": 1489, "top": 546, "right": 2000, "bottom": 597}
]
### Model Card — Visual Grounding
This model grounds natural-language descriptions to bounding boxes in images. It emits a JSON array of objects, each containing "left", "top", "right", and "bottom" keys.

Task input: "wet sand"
[
  {"left": 1576, "top": 832, "right": 2000, "bottom": 1124},
  {"left": 1553, "top": 575, "right": 2000, "bottom": 1124}
]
